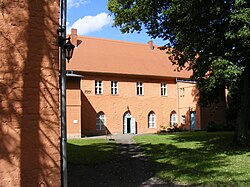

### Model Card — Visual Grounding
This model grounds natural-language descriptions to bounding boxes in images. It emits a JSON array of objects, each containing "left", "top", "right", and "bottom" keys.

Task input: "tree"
[{"left": 108, "top": 0, "right": 250, "bottom": 146}]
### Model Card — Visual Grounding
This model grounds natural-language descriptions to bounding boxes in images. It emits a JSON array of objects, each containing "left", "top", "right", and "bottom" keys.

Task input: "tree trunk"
[{"left": 233, "top": 71, "right": 250, "bottom": 147}]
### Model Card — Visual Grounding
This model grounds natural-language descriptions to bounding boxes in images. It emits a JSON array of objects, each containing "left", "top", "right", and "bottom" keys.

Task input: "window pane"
[
  {"left": 137, "top": 82, "right": 143, "bottom": 95},
  {"left": 161, "top": 83, "right": 167, "bottom": 96},
  {"left": 95, "top": 80, "right": 103, "bottom": 94},
  {"left": 96, "top": 112, "right": 105, "bottom": 130},
  {"left": 180, "top": 88, "right": 185, "bottom": 97},
  {"left": 170, "top": 112, "right": 177, "bottom": 127},
  {"left": 182, "top": 115, "right": 186, "bottom": 125},
  {"left": 111, "top": 81, "right": 118, "bottom": 95},
  {"left": 148, "top": 112, "right": 156, "bottom": 128}
]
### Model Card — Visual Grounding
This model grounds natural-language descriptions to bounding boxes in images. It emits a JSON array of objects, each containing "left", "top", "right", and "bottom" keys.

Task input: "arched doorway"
[
  {"left": 123, "top": 112, "right": 136, "bottom": 134},
  {"left": 170, "top": 111, "right": 177, "bottom": 127},
  {"left": 190, "top": 111, "right": 196, "bottom": 130}
]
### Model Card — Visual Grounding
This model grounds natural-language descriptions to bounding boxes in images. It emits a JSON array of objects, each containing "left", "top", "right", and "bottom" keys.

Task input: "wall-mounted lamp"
[{"left": 58, "top": 27, "right": 75, "bottom": 62}]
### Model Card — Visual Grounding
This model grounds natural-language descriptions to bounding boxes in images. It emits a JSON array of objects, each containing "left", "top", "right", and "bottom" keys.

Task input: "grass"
[
  {"left": 134, "top": 131, "right": 250, "bottom": 186},
  {"left": 67, "top": 138, "right": 116, "bottom": 165}
]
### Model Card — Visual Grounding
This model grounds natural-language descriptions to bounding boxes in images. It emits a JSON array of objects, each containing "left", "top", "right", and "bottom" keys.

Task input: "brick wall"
[
  {"left": 66, "top": 74, "right": 203, "bottom": 136},
  {"left": 177, "top": 81, "right": 201, "bottom": 130},
  {"left": 0, "top": 1, "right": 60, "bottom": 186},
  {"left": 77, "top": 74, "right": 179, "bottom": 135},
  {"left": 66, "top": 89, "right": 82, "bottom": 138}
]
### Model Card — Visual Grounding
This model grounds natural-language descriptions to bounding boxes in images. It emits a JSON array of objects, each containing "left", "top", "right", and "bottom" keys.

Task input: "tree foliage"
[{"left": 108, "top": 0, "right": 250, "bottom": 146}]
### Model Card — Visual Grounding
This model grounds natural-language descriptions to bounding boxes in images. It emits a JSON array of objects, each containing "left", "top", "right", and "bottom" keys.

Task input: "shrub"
[
  {"left": 158, "top": 125, "right": 168, "bottom": 133},
  {"left": 167, "top": 125, "right": 187, "bottom": 132}
]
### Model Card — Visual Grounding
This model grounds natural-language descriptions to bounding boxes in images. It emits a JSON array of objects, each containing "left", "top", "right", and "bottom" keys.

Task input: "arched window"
[
  {"left": 96, "top": 112, "right": 106, "bottom": 130},
  {"left": 148, "top": 111, "right": 156, "bottom": 128},
  {"left": 170, "top": 111, "right": 177, "bottom": 127}
]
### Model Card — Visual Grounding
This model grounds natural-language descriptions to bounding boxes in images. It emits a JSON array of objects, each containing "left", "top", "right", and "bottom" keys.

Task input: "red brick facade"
[
  {"left": 0, "top": 1, "right": 60, "bottom": 186},
  {"left": 69, "top": 74, "right": 201, "bottom": 136},
  {"left": 66, "top": 73, "right": 201, "bottom": 137}
]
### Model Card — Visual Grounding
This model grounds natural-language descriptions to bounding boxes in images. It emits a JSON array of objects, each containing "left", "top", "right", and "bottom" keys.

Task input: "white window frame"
[
  {"left": 96, "top": 112, "right": 106, "bottom": 130},
  {"left": 161, "top": 82, "right": 167, "bottom": 96},
  {"left": 95, "top": 80, "right": 103, "bottom": 95},
  {"left": 180, "top": 88, "right": 185, "bottom": 97},
  {"left": 148, "top": 112, "right": 156, "bottom": 128},
  {"left": 170, "top": 112, "right": 177, "bottom": 127},
  {"left": 137, "top": 82, "right": 144, "bottom": 96},
  {"left": 181, "top": 115, "right": 186, "bottom": 125},
  {"left": 111, "top": 81, "right": 118, "bottom": 95}
]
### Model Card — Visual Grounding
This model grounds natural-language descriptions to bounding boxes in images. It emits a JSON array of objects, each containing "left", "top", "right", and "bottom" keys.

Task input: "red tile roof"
[{"left": 67, "top": 35, "right": 192, "bottom": 79}]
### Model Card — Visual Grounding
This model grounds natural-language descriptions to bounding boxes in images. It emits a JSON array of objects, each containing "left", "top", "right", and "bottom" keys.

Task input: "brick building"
[
  {"left": 65, "top": 29, "right": 210, "bottom": 138},
  {"left": 0, "top": 1, "right": 60, "bottom": 186}
]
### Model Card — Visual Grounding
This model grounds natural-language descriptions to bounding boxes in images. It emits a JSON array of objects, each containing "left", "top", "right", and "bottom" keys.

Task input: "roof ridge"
[{"left": 76, "top": 35, "right": 150, "bottom": 46}]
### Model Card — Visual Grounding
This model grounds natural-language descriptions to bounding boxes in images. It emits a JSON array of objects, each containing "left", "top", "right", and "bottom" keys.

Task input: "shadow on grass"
[
  {"left": 136, "top": 131, "right": 250, "bottom": 186},
  {"left": 169, "top": 131, "right": 250, "bottom": 155},
  {"left": 67, "top": 140, "right": 156, "bottom": 187},
  {"left": 67, "top": 141, "right": 116, "bottom": 165}
]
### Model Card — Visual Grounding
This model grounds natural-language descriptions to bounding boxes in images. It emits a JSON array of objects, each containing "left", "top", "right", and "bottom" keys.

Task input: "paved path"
[{"left": 68, "top": 134, "right": 168, "bottom": 187}]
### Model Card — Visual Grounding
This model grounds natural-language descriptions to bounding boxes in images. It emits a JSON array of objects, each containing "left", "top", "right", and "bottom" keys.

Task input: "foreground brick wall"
[{"left": 0, "top": 1, "right": 60, "bottom": 186}]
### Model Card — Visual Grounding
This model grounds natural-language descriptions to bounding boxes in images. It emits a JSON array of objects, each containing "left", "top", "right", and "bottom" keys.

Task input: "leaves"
[{"left": 108, "top": 0, "right": 250, "bottom": 106}]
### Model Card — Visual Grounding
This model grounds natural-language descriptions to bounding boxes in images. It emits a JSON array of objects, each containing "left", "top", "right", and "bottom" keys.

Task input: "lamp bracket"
[
  {"left": 57, "top": 26, "right": 68, "bottom": 47},
  {"left": 58, "top": 36, "right": 71, "bottom": 47},
  {"left": 57, "top": 26, "right": 65, "bottom": 35},
  {"left": 57, "top": 26, "right": 70, "bottom": 47}
]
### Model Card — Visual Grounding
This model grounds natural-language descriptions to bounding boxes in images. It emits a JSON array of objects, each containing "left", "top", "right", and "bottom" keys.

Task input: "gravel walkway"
[{"left": 68, "top": 134, "right": 168, "bottom": 187}]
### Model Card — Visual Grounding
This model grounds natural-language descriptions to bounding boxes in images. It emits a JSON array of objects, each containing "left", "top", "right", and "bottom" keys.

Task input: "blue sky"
[{"left": 67, "top": 0, "right": 165, "bottom": 46}]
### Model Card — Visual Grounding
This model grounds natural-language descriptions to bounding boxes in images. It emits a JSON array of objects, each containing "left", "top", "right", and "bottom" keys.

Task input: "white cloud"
[
  {"left": 68, "top": 13, "right": 113, "bottom": 35},
  {"left": 68, "top": 0, "right": 90, "bottom": 9}
]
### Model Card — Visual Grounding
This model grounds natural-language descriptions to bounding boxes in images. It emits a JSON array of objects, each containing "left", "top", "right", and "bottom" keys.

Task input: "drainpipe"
[
  {"left": 176, "top": 78, "right": 180, "bottom": 126},
  {"left": 60, "top": 0, "right": 68, "bottom": 186}
]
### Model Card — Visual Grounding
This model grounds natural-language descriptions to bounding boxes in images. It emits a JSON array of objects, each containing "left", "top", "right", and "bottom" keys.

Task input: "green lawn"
[
  {"left": 134, "top": 131, "right": 250, "bottom": 186},
  {"left": 67, "top": 138, "right": 116, "bottom": 165}
]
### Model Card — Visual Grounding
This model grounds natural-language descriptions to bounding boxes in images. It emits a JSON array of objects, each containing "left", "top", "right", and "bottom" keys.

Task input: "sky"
[{"left": 67, "top": 0, "right": 165, "bottom": 46}]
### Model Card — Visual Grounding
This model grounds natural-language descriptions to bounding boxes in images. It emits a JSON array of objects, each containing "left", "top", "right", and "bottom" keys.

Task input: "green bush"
[
  {"left": 157, "top": 125, "right": 168, "bottom": 133},
  {"left": 167, "top": 126, "right": 187, "bottom": 132}
]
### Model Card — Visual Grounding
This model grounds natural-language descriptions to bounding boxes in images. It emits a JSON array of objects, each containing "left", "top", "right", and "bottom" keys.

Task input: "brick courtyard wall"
[{"left": 0, "top": 1, "right": 60, "bottom": 186}]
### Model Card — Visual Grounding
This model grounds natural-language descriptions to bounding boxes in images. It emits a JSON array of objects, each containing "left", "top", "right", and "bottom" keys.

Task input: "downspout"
[
  {"left": 176, "top": 78, "right": 180, "bottom": 126},
  {"left": 60, "top": 0, "right": 68, "bottom": 186}
]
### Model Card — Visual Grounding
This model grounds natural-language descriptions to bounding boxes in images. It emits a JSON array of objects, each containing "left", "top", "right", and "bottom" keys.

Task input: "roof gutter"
[{"left": 176, "top": 78, "right": 197, "bottom": 84}]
